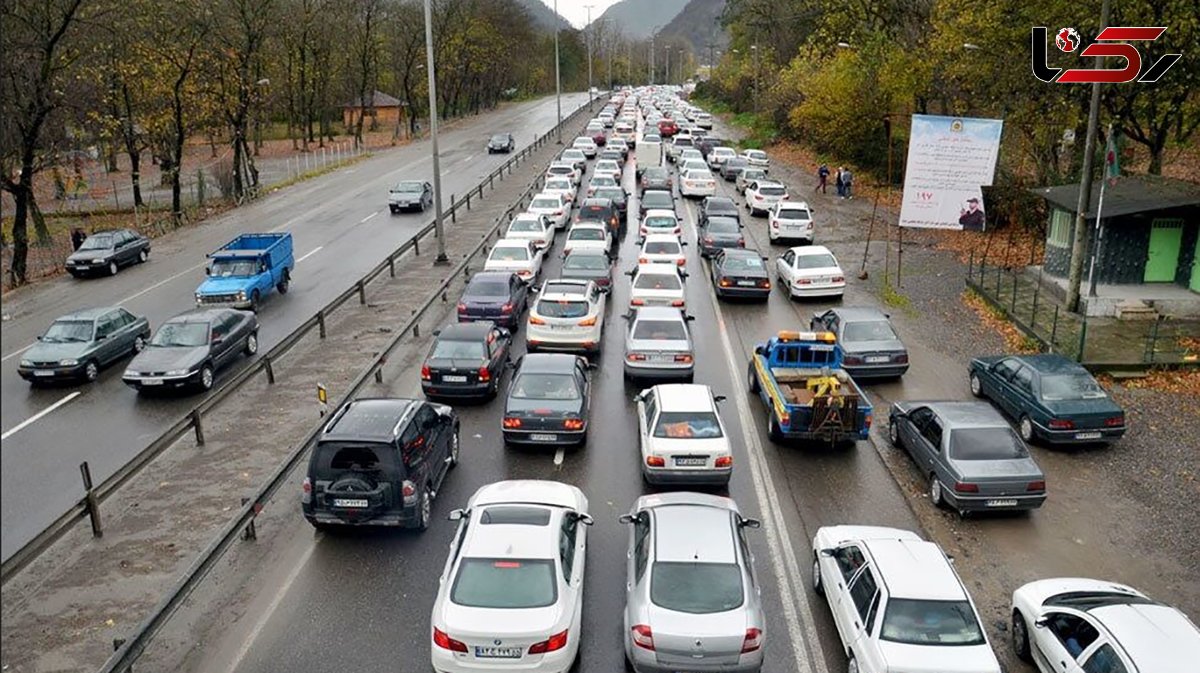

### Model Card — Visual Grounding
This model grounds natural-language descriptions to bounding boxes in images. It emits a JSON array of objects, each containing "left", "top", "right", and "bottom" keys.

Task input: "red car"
[
  {"left": 657, "top": 119, "right": 679, "bottom": 137},
  {"left": 591, "top": 128, "right": 607, "bottom": 146}
]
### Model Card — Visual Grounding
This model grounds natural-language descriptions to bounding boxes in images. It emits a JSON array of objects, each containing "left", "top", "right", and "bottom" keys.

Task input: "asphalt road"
[
  {"left": 0, "top": 93, "right": 590, "bottom": 562},
  {"left": 179, "top": 116, "right": 931, "bottom": 673}
]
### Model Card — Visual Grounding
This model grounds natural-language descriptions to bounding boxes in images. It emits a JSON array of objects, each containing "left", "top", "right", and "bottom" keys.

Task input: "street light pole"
[
  {"left": 751, "top": 44, "right": 759, "bottom": 114},
  {"left": 584, "top": 4, "right": 594, "bottom": 108},
  {"left": 554, "top": 0, "right": 562, "bottom": 144},
  {"left": 423, "top": 0, "right": 448, "bottom": 264},
  {"left": 649, "top": 33, "right": 655, "bottom": 85}
]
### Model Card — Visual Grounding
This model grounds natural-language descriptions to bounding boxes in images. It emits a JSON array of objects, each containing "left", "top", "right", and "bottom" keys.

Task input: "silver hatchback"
[
  {"left": 620, "top": 492, "right": 765, "bottom": 673},
  {"left": 623, "top": 306, "right": 695, "bottom": 382}
]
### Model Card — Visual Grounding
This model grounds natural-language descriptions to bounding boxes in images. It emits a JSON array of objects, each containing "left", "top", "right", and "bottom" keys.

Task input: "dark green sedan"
[
  {"left": 18, "top": 307, "right": 151, "bottom": 384},
  {"left": 968, "top": 354, "right": 1126, "bottom": 445}
]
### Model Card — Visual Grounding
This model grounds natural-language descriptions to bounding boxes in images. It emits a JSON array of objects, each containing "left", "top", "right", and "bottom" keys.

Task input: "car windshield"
[
  {"left": 548, "top": 166, "right": 572, "bottom": 175},
  {"left": 43, "top": 320, "right": 94, "bottom": 342},
  {"left": 634, "top": 273, "right": 681, "bottom": 290},
  {"left": 466, "top": 279, "right": 508, "bottom": 298},
  {"left": 743, "top": 170, "right": 766, "bottom": 181},
  {"left": 843, "top": 320, "right": 898, "bottom": 342},
  {"left": 509, "top": 219, "right": 543, "bottom": 233},
  {"left": 651, "top": 562, "right": 743, "bottom": 614},
  {"left": 880, "top": 599, "right": 987, "bottom": 646},
  {"left": 795, "top": 254, "right": 838, "bottom": 269},
  {"left": 707, "top": 219, "right": 740, "bottom": 234},
  {"left": 644, "top": 241, "right": 680, "bottom": 255},
  {"left": 949, "top": 427, "right": 1030, "bottom": 460},
  {"left": 209, "top": 259, "right": 259, "bottom": 277},
  {"left": 723, "top": 255, "right": 765, "bottom": 271},
  {"left": 79, "top": 234, "right": 115, "bottom": 250},
  {"left": 759, "top": 185, "right": 786, "bottom": 196},
  {"left": 393, "top": 182, "right": 424, "bottom": 193},
  {"left": 431, "top": 339, "right": 485, "bottom": 360},
  {"left": 490, "top": 246, "right": 529, "bottom": 262},
  {"left": 777, "top": 207, "right": 810, "bottom": 220},
  {"left": 451, "top": 558, "right": 557, "bottom": 609},
  {"left": 511, "top": 373, "right": 580, "bottom": 400},
  {"left": 150, "top": 322, "right": 208, "bottom": 347},
  {"left": 633, "top": 319, "right": 688, "bottom": 340},
  {"left": 537, "top": 299, "right": 590, "bottom": 319},
  {"left": 590, "top": 177, "right": 617, "bottom": 188},
  {"left": 490, "top": 135, "right": 509, "bottom": 143},
  {"left": 570, "top": 228, "right": 605, "bottom": 241},
  {"left": 531, "top": 197, "right": 560, "bottom": 210},
  {"left": 644, "top": 169, "right": 667, "bottom": 180},
  {"left": 748, "top": 151, "right": 767, "bottom": 159},
  {"left": 1040, "top": 374, "right": 1108, "bottom": 400}
]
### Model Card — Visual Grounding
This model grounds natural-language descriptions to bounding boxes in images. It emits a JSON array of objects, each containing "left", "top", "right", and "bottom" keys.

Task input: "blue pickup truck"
[
  {"left": 747, "top": 330, "right": 873, "bottom": 444},
  {"left": 195, "top": 233, "right": 294, "bottom": 312}
]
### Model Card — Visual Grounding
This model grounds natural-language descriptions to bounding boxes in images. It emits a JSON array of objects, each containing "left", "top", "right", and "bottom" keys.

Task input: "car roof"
[
  {"left": 57, "top": 307, "right": 118, "bottom": 321},
  {"left": 470, "top": 479, "right": 584, "bottom": 510},
  {"left": 512, "top": 212, "right": 545, "bottom": 221},
  {"left": 864, "top": 538, "right": 967, "bottom": 600},
  {"left": 570, "top": 222, "right": 607, "bottom": 231},
  {"left": 643, "top": 209, "right": 677, "bottom": 219},
  {"left": 540, "top": 279, "right": 590, "bottom": 295},
  {"left": 704, "top": 197, "right": 736, "bottom": 208},
  {"left": 463, "top": 514, "right": 561, "bottom": 560},
  {"left": 580, "top": 198, "right": 614, "bottom": 207},
  {"left": 777, "top": 201, "right": 810, "bottom": 209},
  {"left": 633, "top": 306, "right": 687, "bottom": 322},
  {"left": 643, "top": 234, "right": 681, "bottom": 244},
  {"left": 493, "top": 238, "right": 531, "bottom": 248},
  {"left": 653, "top": 503, "right": 735, "bottom": 564},
  {"left": 913, "top": 401, "right": 1009, "bottom": 429},
  {"left": 637, "top": 263, "right": 682, "bottom": 276},
  {"left": 437, "top": 322, "right": 495, "bottom": 340},
  {"left": 166, "top": 308, "right": 232, "bottom": 323},
  {"left": 826, "top": 307, "right": 890, "bottom": 322},
  {"left": 322, "top": 397, "right": 418, "bottom": 441},
  {"left": 468, "top": 271, "right": 515, "bottom": 283},
  {"left": 753, "top": 180, "right": 785, "bottom": 188},
  {"left": 1008, "top": 353, "right": 1089, "bottom": 374},
  {"left": 518, "top": 352, "right": 580, "bottom": 374},
  {"left": 531, "top": 192, "right": 563, "bottom": 201},
  {"left": 653, "top": 383, "right": 715, "bottom": 412},
  {"left": 1090, "top": 604, "right": 1200, "bottom": 668},
  {"left": 795, "top": 245, "right": 834, "bottom": 256},
  {"left": 719, "top": 248, "right": 761, "bottom": 259}
]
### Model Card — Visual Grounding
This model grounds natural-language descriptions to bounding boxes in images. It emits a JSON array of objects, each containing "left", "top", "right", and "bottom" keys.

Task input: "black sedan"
[
  {"left": 969, "top": 353, "right": 1127, "bottom": 445},
  {"left": 501, "top": 353, "right": 594, "bottom": 448},
  {"left": 421, "top": 322, "right": 511, "bottom": 400},
  {"left": 639, "top": 189, "right": 676, "bottom": 219},
  {"left": 122, "top": 308, "right": 258, "bottom": 393},
  {"left": 561, "top": 249, "right": 614, "bottom": 288},
  {"left": 65, "top": 228, "right": 150, "bottom": 277},
  {"left": 697, "top": 216, "right": 745, "bottom": 258},
  {"left": 810, "top": 307, "right": 909, "bottom": 379},
  {"left": 710, "top": 249, "right": 770, "bottom": 300},
  {"left": 18, "top": 307, "right": 151, "bottom": 384},
  {"left": 700, "top": 197, "right": 740, "bottom": 227},
  {"left": 889, "top": 401, "right": 1047, "bottom": 516},
  {"left": 592, "top": 186, "right": 629, "bottom": 224},
  {"left": 457, "top": 271, "right": 529, "bottom": 330},
  {"left": 487, "top": 133, "right": 515, "bottom": 153}
]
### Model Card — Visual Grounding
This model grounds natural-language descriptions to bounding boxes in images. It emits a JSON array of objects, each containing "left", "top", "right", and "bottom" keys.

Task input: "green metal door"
[
  {"left": 1191, "top": 234, "right": 1200, "bottom": 292},
  {"left": 1144, "top": 219, "right": 1183, "bottom": 282}
]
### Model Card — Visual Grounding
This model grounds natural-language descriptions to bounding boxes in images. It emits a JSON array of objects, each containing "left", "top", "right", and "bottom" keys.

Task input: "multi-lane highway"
[{"left": 0, "top": 93, "right": 590, "bottom": 562}]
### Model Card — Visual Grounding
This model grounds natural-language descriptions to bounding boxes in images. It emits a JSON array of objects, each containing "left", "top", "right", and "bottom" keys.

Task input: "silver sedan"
[
  {"left": 619, "top": 492, "right": 765, "bottom": 673},
  {"left": 623, "top": 306, "right": 695, "bottom": 382}
]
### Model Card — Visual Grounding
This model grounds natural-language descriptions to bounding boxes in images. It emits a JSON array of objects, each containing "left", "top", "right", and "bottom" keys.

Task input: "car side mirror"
[
  {"left": 211, "top": 336, "right": 224, "bottom": 346},
  {"left": 204, "top": 265, "right": 212, "bottom": 275},
  {"left": 685, "top": 315, "right": 696, "bottom": 322},
  {"left": 618, "top": 513, "right": 635, "bottom": 525},
  {"left": 432, "top": 329, "right": 441, "bottom": 336},
  {"left": 819, "top": 548, "right": 835, "bottom": 557},
  {"left": 448, "top": 509, "right": 466, "bottom": 521},
  {"left": 713, "top": 395, "right": 727, "bottom": 403},
  {"left": 498, "top": 327, "right": 511, "bottom": 338},
  {"left": 679, "top": 240, "right": 688, "bottom": 247},
  {"left": 739, "top": 517, "right": 761, "bottom": 529},
  {"left": 36, "top": 335, "right": 43, "bottom": 341},
  {"left": 576, "top": 513, "right": 594, "bottom": 526},
  {"left": 1034, "top": 618, "right": 1049, "bottom": 628}
]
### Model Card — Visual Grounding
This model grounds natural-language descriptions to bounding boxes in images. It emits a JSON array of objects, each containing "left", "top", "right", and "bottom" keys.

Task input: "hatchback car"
[
  {"left": 707, "top": 146, "right": 738, "bottom": 168},
  {"left": 638, "top": 234, "right": 686, "bottom": 268},
  {"left": 387, "top": 180, "right": 434, "bottom": 213},
  {"left": 563, "top": 223, "right": 613, "bottom": 255},
  {"left": 506, "top": 214, "right": 554, "bottom": 250},
  {"left": 561, "top": 249, "right": 613, "bottom": 288},
  {"left": 527, "top": 279, "right": 607, "bottom": 354},
  {"left": 1010, "top": 577, "right": 1200, "bottom": 673},
  {"left": 638, "top": 209, "right": 682, "bottom": 241},
  {"left": 736, "top": 168, "right": 768, "bottom": 194},
  {"left": 639, "top": 167, "right": 672, "bottom": 194},
  {"left": 889, "top": 401, "right": 1047, "bottom": 515},
  {"left": 635, "top": 384, "right": 731, "bottom": 484},
  {"left": 679, "top": 169, "right": 716, "bottom": 198},
  {"left": 457, "top": 271, "right": 529, "bottom": 329},
  {"left": 741, "top": 149, "right": 769, "bottom": 168},
  {"left": 487, "top": 133, "right": 515, "bottom": 153},
  {"left": 623, "top": 307, "right": 695, "bottom": 382},
  {"left": 628, "top": 263, "right": 687, "bottom": 310},
  {"left": 969, "top": 354, "right": 1126, "bottom": 445},
  {"left": 812, "top": 525, "right": 1001, "bottom": 673},
  {"left": 711, "top": 250, "right": 771, "bottom": 300},
  {"left": 430, "top": 480, "right": 592, "bottom": 673},
  {"left": 502, "top": 354, "right": 593, "bottom": 447},
  {"left": 620, "top": 492, "right": 764, "bottom": 673},
  {"left": 697, "top": 216, "right": 745, "bottom": 258},
  {"left": 571, "top": 136, "right": 598, "bottom": 158},
  {"left": 122, "top": 308, "right": 258, "bottom": 393},
  {"left": 776, "top": 245, "right": 845, "bottom": 299},
  {"left": 745, "top": 181, "right": 788, "bottom": 216},
  {"left": 811, "top": 307, "right": 908, "bottom": 378},
  {"left": 19, "top": 307, "right": 151, "bottom": 384},
  {"left": 639, "top": 190, "right": 676, "bottom": 219},
  {"left": 485, "top": 239, "right": 545, "bottom": 282},
  {"left": 65, "top": 228, "right": 151, "bottom": 277},
  {"left": 527, "top": 193, "right": 570, "bottom": 229},
  {"left": 421, "top": 322, "right": 512, "bottom": 400},
  {"left": 768, "top": 202, "right": 815, "bottom": 244},
  {"left": 303, "top": 398, "right": 459, "bottom": 532}
]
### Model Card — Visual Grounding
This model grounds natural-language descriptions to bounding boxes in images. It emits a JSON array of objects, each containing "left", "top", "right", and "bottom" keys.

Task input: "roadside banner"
[{"left": 899, "top": 114, "right": 1004, "bottom": 230}]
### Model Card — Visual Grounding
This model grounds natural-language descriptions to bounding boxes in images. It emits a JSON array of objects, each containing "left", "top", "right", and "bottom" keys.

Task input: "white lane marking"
[
  {"left": 295, "top": 246, "right": 323, "bottom": 264},
  {"left": 221, "top": 538, "right": 318, "bottom": 673},
  {"left": 359, "top": 211, "right": 379, "bottom": 224},
  {"left": 554, "top": 448, "right": 565, "bottom": 466},
  {"left": 1, "top": 391, "right": 82, "bottom": 440}
]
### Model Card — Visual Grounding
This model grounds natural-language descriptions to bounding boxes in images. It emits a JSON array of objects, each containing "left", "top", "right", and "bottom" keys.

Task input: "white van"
[{"left": 635, "top": 137, "right": 662, "bottom": 177}]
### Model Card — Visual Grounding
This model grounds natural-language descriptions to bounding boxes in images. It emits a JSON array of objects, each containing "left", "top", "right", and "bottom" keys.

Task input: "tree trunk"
[
  {"left": 5, "top": 143, "right": 37, "bottom": 285},
  {"left": 122, "top": 81, "right": 144, "bottom": 206},
  {"left": 171, "top": 79, "right": 187, "bottom": 224}
]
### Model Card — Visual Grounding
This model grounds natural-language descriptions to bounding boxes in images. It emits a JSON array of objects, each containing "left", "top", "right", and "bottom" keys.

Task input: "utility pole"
[
  {"left": 707, "top": 42, "right": 716, "bottom": 77},
  {"left": 422, "top": 0, "right": 448, "bottom": 264},
  {"left": 554, "top": 0, "right": 562, "bottom": 143},
  {"left": 664, "top": 46, "right": 670, "bottom": 85},
  {"left": 1065, "top": 0, "right": 1111, "bottom": 313},
  {"left": 751, "top": 44, "right": 759, "bottom": 114},
  {"left": 649, "top": 34, "right": 655, "bottom": 85},
  {"left": 584, "top": 4, "right": 594, "bottom": 108}
]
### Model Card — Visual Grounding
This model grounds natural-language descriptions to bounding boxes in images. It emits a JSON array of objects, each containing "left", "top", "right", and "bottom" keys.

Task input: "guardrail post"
[
  {"left": 357, "top": 280, "right": 366, "bottom": 305},
  {"left": 318, "top": 311, "right": 326, "bottom": 338},
  {"left": 264, "top": 355, "right": 275, "bottom": 384},
  {"left": 466, "top": 191, "right": 472, "bottom": 210},
  {"left": 450, "top": 195, "right": 457, "bottom": 223},
  {"left": 191, "top": 409, "right": 206, "bottom": 445},
  {"left": 241, "top": 497, "right": 257, "bottom": 540},
  {"left": 477, "top": 184, "right": 484, "bottom": 200},
  {"left": 80, "top": 462, "right": 103, "bottom": 537},
  {"left": 490, "top": 174, "right": 494, "bottom": 190},
  {"left": 388, "top": 256, "right": 395, "bottom": 277},
  {"left": 413, "top": 238, "right": 420, "bottom": 256}
]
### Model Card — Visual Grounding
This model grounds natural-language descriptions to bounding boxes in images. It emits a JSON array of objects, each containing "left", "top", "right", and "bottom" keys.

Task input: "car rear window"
[
  {"left": 651, "top": 562, "right": 743, "bottom": 614},
  {"left": 645, "top": 217, "right": 676, "bottom": 229},
  {"left": 948, "top": 428, "right": 1029, "bottom": 460},
  {"left": 794, "top": 254, "right": 838, "bottom": 269},
  {"left": 777, "top": 207, "right": 811, "bottom": 220},
  {"left": 312, "top": 442, "right": 398, "bottom": 481},
  {"left": 633, "top": 319, "right": 688, "bottom": 340},
  {"left": 634, "top": 273, "right": 681, "bottom": 290},
  {"left": 653, "top": 411, "right": 722, "bottom": 438},
  {"left": 707, "top": 219, "right": 740, "bottom": 234},
  {"left": 537, "top": 300, "right": 589, "bottom": 319},
  {"left": 723, "top": 255, "right": 765, "bottom": 271},
  {"left": 509, "top": 219, "right": 544, "bottom": 233},
  {"left": 644, "top": 241, "right": 680, "bottom": 255},
  {"left": 479, "top": 506, "right": 552, "bottom": 526},
  {"left": 1040, "top": 374, "right": 1107, "bottom": 400},
  {"left": 451, "top": 558, "right": 557, "bottom": 609},
  {"left": 759, "top": 185, "right": 786, "bottom": 196},
  {"left": 511, "top": 373, "right": 580, "bottom": 400},
  {"left": 581, "top": 205, "right": 612, "bottom": 218},
  {"left": 466, "top": 279, "right": 508, "bottom": 297},
  {"left": 490, "top": 246, "right": 530, "bottom": 261},
  {"left": 643, "top": 194, "right": 673, "bottom": 208},
  {"left": 591, "top": 176, "right": 617, "bottom": 188},
  {"left": 431, "top": 339, "right": 485, "bottom": 360},
  {"left": 569, "top": 228, "right": 606, "bottom": 241},
  {"left": 531, "top": 197, "right": 560, "bottom": 209},
  {"left": 564, "top": 253, "right": 608, "bottom": 270},
  {"left": 644, "top": 168, "right": 668, "bottom": 179},
  {"left": 843, "top": 320, "right": 897, "bottom": 342},
  {"left": 880, "top": 599, "right": 986, "bottom": 646},
  {"left": 546, "top": 179, "right": 572, "bottom": 190}
]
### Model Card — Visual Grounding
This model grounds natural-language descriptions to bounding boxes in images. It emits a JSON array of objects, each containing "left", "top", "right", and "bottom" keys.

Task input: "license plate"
[
  {"left": 333, "top": 498, "right": 369, "bottom": 508},
  {"left": 550, "top": 324, "right": 575, "bottom": 331},
  {"left": 530, "top": 433, "right": 559, "bottom": 442},
  {"left": 814, "top": 276, "right": 830, "bottom": 283},
  {"left": 443, "top": 375, "right": 468, "bottom": 383},
  {"left": 866, "top": 356, "right": 889, "bottom": 364},
  {"left": 648, "top": 354, "right": 676, "bottom": 362},
  {"left": 986, "top": 499, "right": 1018, "bottom": 508},
  {"left": 674, "top": 456, "right": 707, "bottom": 466},
  {"left": 33, "top": 370, "right": 55, "bottom": 377},
  {"left": 142, "top": 378, "right": 163, "bottom": 386},
  {"left": 475, "top": 646, "right": 522, "bottom": 659},
  {"left": 737, "top": 280, "right": 757, "bottom": 287},
  {"left": 1075, "top": 431, "right": 1102, "bottom": 440}
]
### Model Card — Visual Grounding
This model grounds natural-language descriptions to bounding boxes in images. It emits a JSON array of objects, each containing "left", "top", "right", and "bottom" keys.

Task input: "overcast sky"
[{"left": 539, "top": 0, "right": 622, "bottom": 28}]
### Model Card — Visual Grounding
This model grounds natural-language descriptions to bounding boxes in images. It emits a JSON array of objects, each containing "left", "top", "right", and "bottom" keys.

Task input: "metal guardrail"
[{"left": 0, "top": 101, "right": 592, "bottom": 585}]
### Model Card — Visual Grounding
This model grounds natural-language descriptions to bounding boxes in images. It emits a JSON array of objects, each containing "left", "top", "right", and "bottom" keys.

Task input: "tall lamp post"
[
  {"left": 584, "top": 4, "right": 594, "bottom": 108},
  {"left": 751, "top": 44, "right": 759, "bottom": 114},
  {"left": 554, "top": 0, "right": 562, "bottom": 143},
  {"left": 423, "top": 0, "right": 448, "bottom": 264}
]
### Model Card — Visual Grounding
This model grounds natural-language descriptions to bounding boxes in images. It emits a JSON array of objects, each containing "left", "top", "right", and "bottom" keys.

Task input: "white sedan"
[
  {"left": 543, "top": 176, "right": 577, "bottom": 205},
  {"left": 768, "top": 202, "right": 815, "bottom": 243},
  {"left": 1011, "top": 577, "right": 1200, "bottom": 673},
  {"left": 506, "top": 214, "right": 555, "bottom": 250},
  {"left": 571, "top": 136, "right": 598, "bottom": 158},
  {"left": 593, "top": 159, "right": 622, "bottom": 182},
  {"left": 527, "top": 279, "right": 607, "bottom": 354},
  {"left": 638, "top": 234, "right": 686, "bottom": 268},
  {"left": 638, "top": 209, "right": 682, "bottom": 241},
  {"left": 563, "top": 223, "right": 612, "bottom": 255},
  {"left": 742, "top": 149, "right": 769, "bottom": 168},
  {"left": 585, "top": 175, "right": 619, "bottom": 198},
  {"left": 636, "top": 384, "right": 732, "bottom": 485},
  {"left": 775, "top": 245, "right": 845, "bottom": 298},
  {"left": 679, "top": 169, "right": 716, "bottom": 199},
  {"left": 528, "top": 193, "right": 571, "bottom": 229},
  {"left": 628, "top": 263, "right": 687, "bottom": 310},
  {"left": 706, "top": 146, "right": 737, "bottom": 168},
  {"left": 485, "top": 239, "right": 545, "bottom": 282},
  {"left": 546, "top": 162, "right": 582, "bottom": 186},
  {"left": 431, "top": 480, "right": 593, "bottom": 673},
  {"left": 745, "top": 180, "right": 789, "bottom": 216}
]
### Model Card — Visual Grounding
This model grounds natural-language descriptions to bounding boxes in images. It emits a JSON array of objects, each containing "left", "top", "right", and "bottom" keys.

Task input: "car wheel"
[
  {"left": 244, "top": 332, "right": 258, "bottom": 356},
  {"left": 812, "top": 555, "right": 825, "bottom": 596},
  {"left": 389, "top": 206, "right": 398, "bottom": 215},
  {"left": 198, "top": 364, "right": 215, "bottom": 391},
  {"left": 969, "top": 372, "right": 983, "bottom": 397},
  {"left": 250, "top": 290, "right": 261, "bottom": 313},
  {"left": 133, "top": 335, "right": 146, "bottom": 354},
  {"left": 416, "top": 487, "right": 431, "bottom": 531},
  {"left": 1012, "top": 610, "right": 1033, "bottom": 662},
  {"left": 847, "top": 656, "right": 859, "bottom": 673},
  {"left": 768, "top": 412, "right": 784, "bottom": 442},
  {"left": 929, "top": 474, "right": 944, "bottom": 508},
  {"left": 747, "top": 362, "right": 761, "bottom": 394},
  {"left": 108, "top": 261, "right": 119, "bottom": 276},
  {"left": 83, "top": 360, "right": 100, "bottom": 382},
  {"left": 276, "top": 270, "right": 290, "bottom": 294},
  {"left": 889, "top": 420, "right": 901, "bottom": 447},
  {"left": 1019, "top": 415, "right": 1035, "bottom": 443},
  {"left": 449, "top": 424, "right": 460, "bottom": 467},
  {"left": 138, "top": 249, "right": 148, "bottom": 264}
]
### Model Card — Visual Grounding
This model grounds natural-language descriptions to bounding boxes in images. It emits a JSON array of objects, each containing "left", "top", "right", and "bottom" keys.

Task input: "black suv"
[{"left": 302, "top": 398, "right": 459, "bottom": 532}]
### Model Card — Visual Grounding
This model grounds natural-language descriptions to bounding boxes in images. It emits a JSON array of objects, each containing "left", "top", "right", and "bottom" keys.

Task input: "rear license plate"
[
  {"left": 550, "top": 324, "right": 575, "bottom": 331},
  {"left": 333, "top": 498, "right": 369, "bottom": 508},
  {"left": 475, "top": 646, "right": 522, "bottom": 659},
  {"left": 986, "top": 499, "right": 1018, "bottom": 507},
  {"left": 674, "top": 456, "right": 707, "bottom": 466},
  {"left": 648, "top": 354, "right": 675, "bottom": 362},
  {"left": 865, "top": 356, "right": 889, "bottom": 363},
  {"left": 1075, "top": 431, "right": 1102, "bottom": 440},
  {"left": 142, "top": 378, "right": 163, "bottom": 386},
  {"left": 443, "top": 375, "right": 468, "bottom": 383},
  {"left": 33, "top": 370, "right": 55, "bottom": 377},
  {"left": 814, "top": 276, "right": 830, "bottom": 283},
  {"left": 737, "top": 280, "right": 757, "bottom": 287},
  {"left": 530, "top": 433, "right": 559, "bottom": 442}
]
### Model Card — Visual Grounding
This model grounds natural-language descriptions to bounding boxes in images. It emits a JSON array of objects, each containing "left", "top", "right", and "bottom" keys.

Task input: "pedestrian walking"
[
  {"left": 835, "top": 167, "right": 845, "bottom": 198},
  {"left": 842, "top": 168, "right": 854, "bottom": 199},
  {"left": 70, "top": 228, "right": 86, "bottom": 251},
  {"left": 817, "top": 164, "right": 829, "bottom": 193}
]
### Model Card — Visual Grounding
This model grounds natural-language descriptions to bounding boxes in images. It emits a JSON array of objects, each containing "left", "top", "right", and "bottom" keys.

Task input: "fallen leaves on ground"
[
  {"left": 1097, "top": 369, "right": 1200, "bottom": 396},
  {"left": 961, "top": 289, "right": 1041, "bottom": 354}
]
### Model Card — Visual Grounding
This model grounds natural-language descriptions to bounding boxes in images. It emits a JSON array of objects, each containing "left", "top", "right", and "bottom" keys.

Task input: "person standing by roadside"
[
  {"left": 842, "top": 168, "right": 854, "bottom": 199},
  {"left": 835, "top": 167, "right": 845, "bottom": 197},
  {"left": 817, "top": 164, "right": 830, "bottom": 193},
  {"left": 70, "top": 228, "right": 86, "bottom": 251}
]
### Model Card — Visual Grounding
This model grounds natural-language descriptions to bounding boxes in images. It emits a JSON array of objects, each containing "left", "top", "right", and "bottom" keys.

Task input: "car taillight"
[
  {"left": 563, "top": 418, "right": 585, "bottom": 431},
  {"left": 631, "top": 625, "right": 656, "bottom": 651},
  {"left": 421, "top": 364, "right": 432, "bottom": 380},
  {"left": 528, "top": 630, "right": 569, "bottom": 654},
  {"left": 771, "top": 221, "right": 780, "bottom": 229},
  {"left": 795, "top": 278, "right": 812, "bottom": 285},
  {"left": 639, "top": 257, "right": 649, "bottom": 264},
  {"left": 741, "top": 627, "right": 763, "bottom": 653},
  {"left": 703, "top": 236, "right": 714, "bottom": 245},
  {"left": 674, "top": 354, "right": 693, "bottom": 363},
  {"left": 578, "top": 317, "right": 597, "bottom": 327},
  {"left": 1105, "top": 415, "right": 1124, "bottom": 427},
  {"left": 759, "top": 279, "right": 771, "bottom": 288},
  {"left": 517, "top": 270, "right": 532, "bottom": 278},
  {"left": 671, "top": 300, "right": 684, "bottom": 307},
  {"left": 478, "top": 365, "right": 491, "bottom": 383},
  {"left": 530, "top": 316, "right": 546, "bottom": 325},
  {"left": 715, "top": 455, "right": 733, "bottom": 468},
  {"left": 782, "top": 194, "right": 790, "bottom": 200},
  {"left": 1048, "top": 419, "right": 1075, "bottom": 430},
  {"left": 554, "top": 210, "right": 563, "bottom": 215},
  {"left": 865, "top": 413, "right": 872, "bottom": 429},
  {"left": 645, "top": 456, "right": 666, "bottom": 467},
  {"left": 676, "top": 259, "right": 685, "bottom": 266},
  {"left": 843, "top": 355, "right": 863, "bottom": 365},
  {"left": 402, "top": 480, "right": 416, "bottom": 498},
  {"left": 1027, "top": 480, "right": 1046, "bottom": 492},
  {"left": 502, "top": 417, "right": 522, "bottom": 429},
  {"left": 954, "top": 482, "right": 979, "bottom": 493},
  {"left": 456, "top": 302, "right": 467, "bottom": 314},
  {"left": 433, "top": 627, "right": 468, "bottom": 653},
  {"left": 501, "top": 302, "right": 513, "bottom": 314},
  {"left": 631, "top": 298, "right": 645, "bottom": 306},
  {"left": 832, "top": 275, "right": 845, "bottom": 283},
  {"left": 301, "top": 477, "right": 312, "bottom": 503},
  {"left": 627, "top": 353, "right": 647, "bottom": 362},
  {"left": 719, "top": 278, "right": 732, "bottom": 287},
  {"left": 737, "top": 239, "right": 745, "bottom": 247},
  {"left": 894, "top": 353, "right": 909, "bottom": 363}
]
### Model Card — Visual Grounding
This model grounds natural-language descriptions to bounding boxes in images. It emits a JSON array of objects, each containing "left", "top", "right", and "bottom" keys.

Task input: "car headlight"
[
  {"left": 237, "top": 291, "right": 247, "bottom": 301},
  {"left": 20, "top": 359, "right": 33, "bottom": 367},
  {"left": 59, "top": 359, "right": 79, "bottom": 366},
  {"left": 167, "top": 369, "right": 188, "bottom": 376}
]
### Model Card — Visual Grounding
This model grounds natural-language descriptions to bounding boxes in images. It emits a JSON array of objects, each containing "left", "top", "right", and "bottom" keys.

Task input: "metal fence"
[{"left": 966, "top": 254, "right": 1200, "bottom": 368}]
